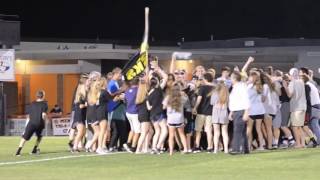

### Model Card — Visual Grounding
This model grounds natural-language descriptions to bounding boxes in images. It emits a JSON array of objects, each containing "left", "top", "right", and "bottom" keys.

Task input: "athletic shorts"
[
  {"left": 69, "top": 111, "right": 77, "bottom": 129},
  {"left": 290, "top": 111, "right": 306, "bottom": 127},
  {"left": 126, "top": 113, "right": 141, "bottom": 133},
  {"left": 268, "top": 114, "right": 276, "bottom": 120},
  {"left": 150, "top": 113, "right": 166, "bottom": 122},
  {"left": 87, "top": 119, "right": 99, "bottom": 126},
  {"left": 272, "top": 109, "right": 282, "bottom": 128},
  {"left": 168, "top": 123, "right": 184, "bottom": 128},
  {"left": 185, "top": 121, "right": 195, "bottom": 134},
  {"left": 249, "top": 114, "right": 264, "bottom": 120},
  {"left": 22, "top": 123, "right": 44, "bottom": 141},
  {"left": 280, "top": 102, "right": 290, "bottom": 127},
  {"left": 195, "top": 114, "right": 212, "bottom": 132}
]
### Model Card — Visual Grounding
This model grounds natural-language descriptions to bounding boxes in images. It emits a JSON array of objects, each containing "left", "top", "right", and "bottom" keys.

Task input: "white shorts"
[
  {"left": 290, "top": 111, "right": 305, "bottom": 127},
  {"left": 126, "top": 113, "right": 141, "bottom": 133}
]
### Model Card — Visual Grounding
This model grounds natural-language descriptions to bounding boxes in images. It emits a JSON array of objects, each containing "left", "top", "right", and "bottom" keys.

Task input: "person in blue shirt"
[
  {"left": 107, "top": 67, "right": 128, "bottom": 152},
  {"left": 123, "top": 77, "right": 141, "bottom": 152}
]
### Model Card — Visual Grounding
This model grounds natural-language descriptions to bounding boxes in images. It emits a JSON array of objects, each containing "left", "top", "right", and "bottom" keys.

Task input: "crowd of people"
[{"left": 15, "top": 56, "right": 320, "bottom": 156}]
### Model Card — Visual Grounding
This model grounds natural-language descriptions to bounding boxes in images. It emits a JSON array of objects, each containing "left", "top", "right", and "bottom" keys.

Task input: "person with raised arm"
[{"left": 147, "top": 64, "right": 168, "bottom": 154}]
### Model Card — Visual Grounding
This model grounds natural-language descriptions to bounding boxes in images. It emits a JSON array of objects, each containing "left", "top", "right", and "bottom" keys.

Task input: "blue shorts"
[
  {"left": 151, "top": 113, "right": 166, "bottom": 122},
  {"left": 185, "top": 121, "right": 195, "bottom": 134}
]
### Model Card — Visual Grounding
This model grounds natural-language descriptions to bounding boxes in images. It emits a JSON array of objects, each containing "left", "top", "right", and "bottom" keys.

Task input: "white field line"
[{"left": 0, "top": 152, "right": 125, "bottom": 166}]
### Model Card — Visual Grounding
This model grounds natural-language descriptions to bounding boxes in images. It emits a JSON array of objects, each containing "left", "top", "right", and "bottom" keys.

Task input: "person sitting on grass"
[{"left": 15, "top": 90, "right": 48, "bottom": 156}]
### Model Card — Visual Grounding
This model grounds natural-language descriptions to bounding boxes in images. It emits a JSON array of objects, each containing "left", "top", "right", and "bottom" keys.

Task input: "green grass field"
[{"left": 0, "top": 137, "right": 319, "bottom": 180}]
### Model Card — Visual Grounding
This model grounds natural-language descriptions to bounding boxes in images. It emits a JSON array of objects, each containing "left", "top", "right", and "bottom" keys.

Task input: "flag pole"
[{"left": 142, "top": 7, "right": 149, "bottom": 79}]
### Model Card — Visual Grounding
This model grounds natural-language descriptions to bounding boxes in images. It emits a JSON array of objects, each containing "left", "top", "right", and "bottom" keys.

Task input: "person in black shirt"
[
  {"left": 50, "top": 104, "right": 62, "bottom": 117},
  {"left": 85, "top": 79, "right": 103, "bottom": 154},
  {"left": 71, "top": 79, "right": 87, "bottom": 153},
  {"left": 277, "top": 73, "right": 296, "bottom": 148},
  {"left": 147, "top": 66, "right": 168, "bottom": 154},
  {"left": 96, "top": 77, "right": 113, "bottom": 153},
  {"left": 68, "top": 73, "right": 88, "bottom": 151},
  {"left": 85, "top": 76, "right": 113, "bottom": 154},
  {"left": 135, "top": 76, "right": 151, "bottom": 154},
  {"left": 192, "top": 72, "right": 214, "bottom": 153},
  {"left": 15, "top": 90, "right": 48, "bottom": 156}
]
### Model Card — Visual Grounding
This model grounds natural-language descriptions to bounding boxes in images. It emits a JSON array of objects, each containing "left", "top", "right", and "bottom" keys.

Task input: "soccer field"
[{"left": 0, "top": 137, "right": 319, "bottom": 180}]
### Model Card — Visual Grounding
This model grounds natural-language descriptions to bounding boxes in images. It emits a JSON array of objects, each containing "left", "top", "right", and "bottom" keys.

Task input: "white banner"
[
  {"left": 52, "top": 117, "right": 71, "bottom": 136},
  {"left": 0, "top": 49, "right": 15, "bottom": 81}
]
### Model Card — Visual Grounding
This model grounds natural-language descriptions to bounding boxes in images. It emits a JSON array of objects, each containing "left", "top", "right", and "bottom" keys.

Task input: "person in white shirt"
[
  {"left": 283, "top": 68, "right": 306, "bottom": 148},
  {"left": 300, "top": 74, "right": 319, "bottom": 147},
  {"left": 228, "top": 71, "right": 250, "bottom": 155},
  {"left": 299, "top": 68, "right": 320, "bottom": 145},
  {"left": 299, "top": 68, "right": 320, "bottom": 146},
  {"left": 247, "top": 71, "right": 266, "bottom": 150},
  {"left": 307, "top": 81, "right": 320, "bottom": 145}
]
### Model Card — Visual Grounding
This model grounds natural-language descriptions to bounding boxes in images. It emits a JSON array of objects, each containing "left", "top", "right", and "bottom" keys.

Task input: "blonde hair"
[
  {"left": 99, "top": 77, "right": 107, "bottom": 90},
  {"left": 87, "top": 80, "right": 101, "bottom": 105},
  {"left": 136, "top": 80, "right": 148, "bottom": 104},
  {"left": 74, "top": 84, "right": 86, "bottom": 104}
]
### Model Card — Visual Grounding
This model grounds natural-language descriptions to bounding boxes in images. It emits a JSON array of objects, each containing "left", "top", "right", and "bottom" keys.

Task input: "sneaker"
[
  {"left": 130, "top": 147, "right": 137, "bottom": 153},
  {"left": 85, "top": 148, "right": 91, "bottom": 153},
  {"left": 288, "top": 140, "right": 296, "bottom": 147},
  {"left": 30, "top": 148, "right": 40, "bottom": 155},
  {"left": 109, "top": 147, "right": 118, "bottom": 152},
  {"left": 272, "top": 144, "right": 278, "bottom": 149},
  {"left": 207, "top": 149, "right": 214, "bottom": 153},
  {"left": 279, "top": 143, "right": 288, "bottom": 149},
  {"left": 256, "top": 147, "right": 265, "bottom": 151},
  {"left": 159, "top": 148, "right": 166, "bottom": 154},
  {"left": 142, "top": 148, "right": 151, "bottom": 154},
  {"left": 150, "top": 149, "right": 160, "bottom": 155},
  {"left": 71, "top": 148, "right": 80, "bottom": 153},
  {"left": 68, "top": 142, "right": 73, "bottom": 150},
  {"left": 187, "top": 149, "right": 193, "bottom": 153},
  {"left": 181, "top": 150, "right": 189, "bottom": 154},
  {"left": 193, "top": 147, "right": 201, "bottom": 153},
  {"left": 102, "top": 147, "right": 109, "bottom": 153},
  {"left": 96, "top": 148, "right": 107, "bottom": 155},
  {"left": 244, "top": 150, "right": 250, "bottom": 155},
  {"left": 123, "top": 144, "right": 133, "bottom": 153},
  {"left": 229, "top": 151, "right": 241, "bottom": 155}
]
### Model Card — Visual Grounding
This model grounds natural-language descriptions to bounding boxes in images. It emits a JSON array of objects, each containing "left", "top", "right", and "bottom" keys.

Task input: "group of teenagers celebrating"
[{"left": 15, "top": 56, "right": 320, "bottom": 156}]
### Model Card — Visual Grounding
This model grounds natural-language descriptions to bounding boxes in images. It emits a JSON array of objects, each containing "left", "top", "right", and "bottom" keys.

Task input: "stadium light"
[{"left": 172, "top": 52, "right": 192, "bottom": 60}]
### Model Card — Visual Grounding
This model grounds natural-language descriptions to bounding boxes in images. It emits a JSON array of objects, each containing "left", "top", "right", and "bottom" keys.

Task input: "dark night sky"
[{"left": 2, "top": 0, "right": 320, "bottom": 42}]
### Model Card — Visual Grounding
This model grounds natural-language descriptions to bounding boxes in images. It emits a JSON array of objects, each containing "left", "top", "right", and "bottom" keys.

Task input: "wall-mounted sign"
[{"left": 0, "top": 49, "right": 15, "bottom": 81}]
